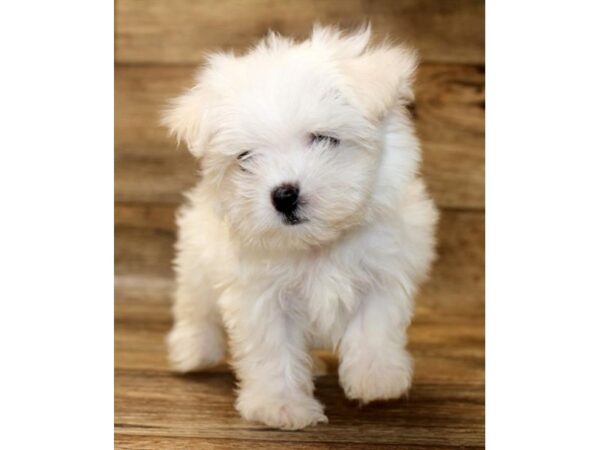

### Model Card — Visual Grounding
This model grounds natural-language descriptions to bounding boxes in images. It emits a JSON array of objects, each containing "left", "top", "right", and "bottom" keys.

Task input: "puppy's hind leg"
[{"left": 166, "top": 258, "right": 226, "bottom": 373}]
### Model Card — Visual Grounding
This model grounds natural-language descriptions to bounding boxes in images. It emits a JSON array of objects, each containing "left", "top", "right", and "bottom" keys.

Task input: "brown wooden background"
[{"left": 115, "top": 1, "right": 485, "bottom": 448}]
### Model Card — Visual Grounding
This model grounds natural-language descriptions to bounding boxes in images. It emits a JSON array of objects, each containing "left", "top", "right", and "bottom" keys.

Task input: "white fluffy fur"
[{"left": 163, "top": 25, "right": 438, "bottom": 430}]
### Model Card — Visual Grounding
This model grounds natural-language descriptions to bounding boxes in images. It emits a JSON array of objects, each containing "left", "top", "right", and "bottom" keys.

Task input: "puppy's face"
[{"left": 164, "top": 27, "right": 417, "bottom": 250}]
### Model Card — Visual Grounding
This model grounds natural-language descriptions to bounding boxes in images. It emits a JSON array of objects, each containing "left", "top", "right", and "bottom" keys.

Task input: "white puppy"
[{"left": 163, "top": 25, "right": 438, "bottom": 430}]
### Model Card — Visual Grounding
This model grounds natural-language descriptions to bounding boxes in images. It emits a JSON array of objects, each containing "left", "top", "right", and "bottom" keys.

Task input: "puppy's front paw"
[
  {"left": 236, "top": 390, "right": 327, "bottom": 430},
  {"left": 340, "top": 349, "right": 413, "bottom": 404},
  {"left": 166, "top": 322, "right": 225, "bottom": 373}
]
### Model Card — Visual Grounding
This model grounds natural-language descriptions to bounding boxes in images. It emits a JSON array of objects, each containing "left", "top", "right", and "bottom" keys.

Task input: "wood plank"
[
  {"left": 417, "top": 65, "right": 485, "bottom": 209},
  {"left": 115, "top": 204, "right": 484, "bottom": 315},
  {"left": 114, "top": 295, "right": 483, "bottom": 448},
  {"left": 116, "top": 433, "right": 484, "bottom": 449},
  {"left": 115, "top": 64, "right": 484, "bottom": 209},
  {"left": 116, "top": 0, "right": 484, "bottom": 65}
]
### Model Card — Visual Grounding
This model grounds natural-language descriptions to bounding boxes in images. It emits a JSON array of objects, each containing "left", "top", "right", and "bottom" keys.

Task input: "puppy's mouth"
[{"left": 281, "top": 213, "right": 308, "bottom": 226}]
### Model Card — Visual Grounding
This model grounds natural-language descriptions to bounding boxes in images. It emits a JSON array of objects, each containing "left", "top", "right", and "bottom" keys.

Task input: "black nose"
[{"left": 271, "top": 183, "right": 299, "bottom": 215}]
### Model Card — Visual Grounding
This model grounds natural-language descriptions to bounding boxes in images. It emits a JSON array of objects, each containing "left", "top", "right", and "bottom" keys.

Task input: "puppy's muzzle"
[{"left": 271, "top": 183, "right": 304, "bottom": 225}]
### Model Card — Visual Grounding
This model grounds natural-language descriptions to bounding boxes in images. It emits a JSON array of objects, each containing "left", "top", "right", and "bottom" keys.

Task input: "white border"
[
  {"left": 0, "top": 1, "right": 113, "bottom": 448},
  {"left": 488, "top": 1, "right": 600, "bottom": 448}
]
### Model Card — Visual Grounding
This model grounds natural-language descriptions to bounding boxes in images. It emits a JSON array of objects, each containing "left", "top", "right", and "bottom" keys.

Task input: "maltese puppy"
[{"left": 163, "top": 25, "right": 438, "bottom": 430}]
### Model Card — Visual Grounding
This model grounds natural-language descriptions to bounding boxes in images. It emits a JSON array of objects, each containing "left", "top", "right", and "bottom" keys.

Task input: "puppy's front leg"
[
  {"left": 219, "top": 285, "right": 327, "bottom": 430},
  {"left": 338, "top": 288, "right": 414, "bottom": 404}
]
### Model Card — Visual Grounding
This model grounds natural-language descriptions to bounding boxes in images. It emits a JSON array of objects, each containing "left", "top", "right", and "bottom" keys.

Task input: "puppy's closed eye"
[
  {"left": 237, "top": 151, "right": 253, "bottom": 172},
  {"left": 310, "top": 133, "right": 340, "bottom": 147},
  {"left": 237, "top": 151, "right": 252, "bottom": 161}
]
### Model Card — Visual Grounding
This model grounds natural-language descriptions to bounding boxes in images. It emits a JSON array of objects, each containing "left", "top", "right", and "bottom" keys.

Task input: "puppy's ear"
[
  {"left": 342, "top": 44, "right": 418, "bottom": 120},
  {"left": 162, "top": 79, "right": 212, "bottom": 158}
]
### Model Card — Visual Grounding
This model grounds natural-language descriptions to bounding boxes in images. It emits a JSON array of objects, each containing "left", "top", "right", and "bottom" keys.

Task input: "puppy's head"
[{"left": 163, "top": 25, "right": 418, "bottom": 250}]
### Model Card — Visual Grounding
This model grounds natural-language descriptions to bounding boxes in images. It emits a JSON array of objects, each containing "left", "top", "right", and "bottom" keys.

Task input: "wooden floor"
[{"left": 115, "top": 0, "right": 485, "bottom": 447}]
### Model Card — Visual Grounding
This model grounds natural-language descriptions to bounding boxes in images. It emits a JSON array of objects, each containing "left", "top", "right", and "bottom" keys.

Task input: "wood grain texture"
[
  {"left": 115, "top": 204, "right": 484, "bottom": 315},
  {"left": 116, "top": 0, "right": 484, "bottom": 65},
  {"left": 115, "top": 63, "right": 484, "bottom": 209},
  {"left": 115, "top": 292, "right": 483, "bottom": 449},
  {"left": 116, "top": 434, "right": 483, "bottom": 449}
]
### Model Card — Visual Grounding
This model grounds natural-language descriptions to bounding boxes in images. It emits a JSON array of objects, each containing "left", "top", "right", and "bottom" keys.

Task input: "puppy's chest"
[{"left": 291, "top": 255, "right": 367, "bottom": 336}]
